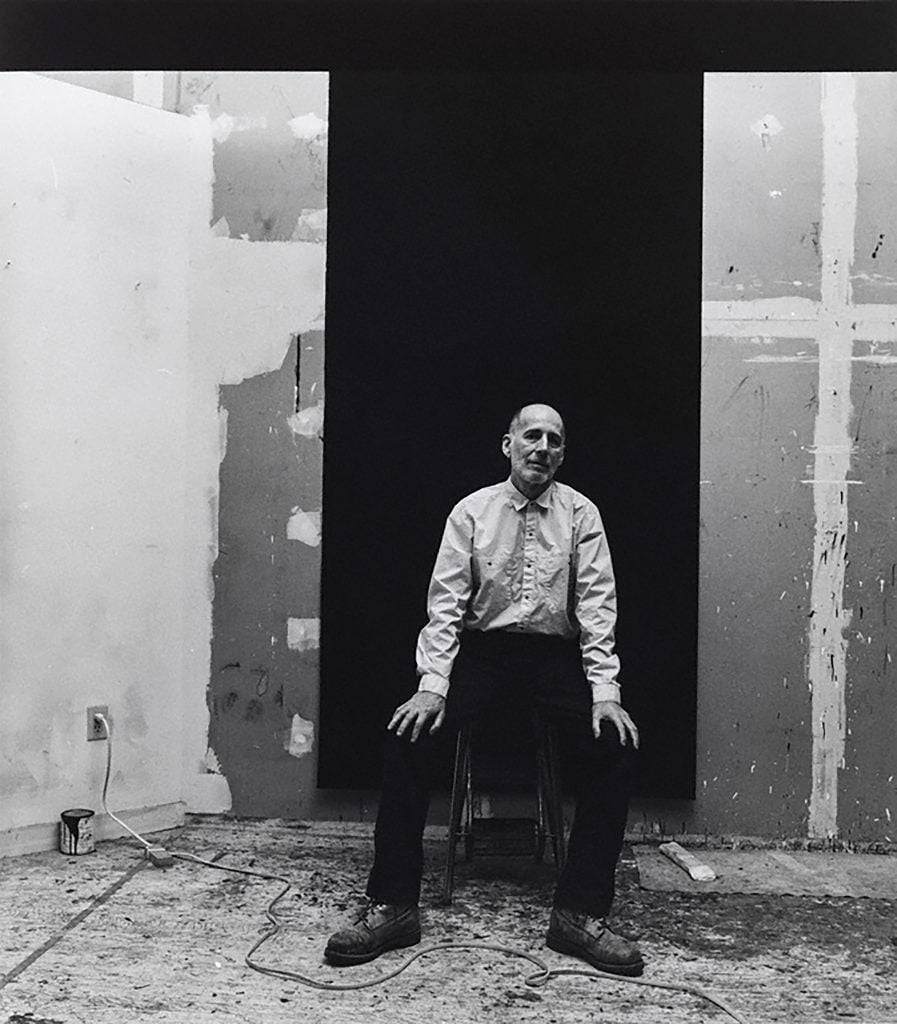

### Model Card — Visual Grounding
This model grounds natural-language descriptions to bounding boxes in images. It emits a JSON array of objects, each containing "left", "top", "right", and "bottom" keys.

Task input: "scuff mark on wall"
[
  {"left": 806, "top": 73, "right": 857, "bottom": 839},
  {"left": 287, "top": 617, "right": 320, "bottom": 651},
  {"left": 286, "top": 508, "right": 322, "bottom": 546}
]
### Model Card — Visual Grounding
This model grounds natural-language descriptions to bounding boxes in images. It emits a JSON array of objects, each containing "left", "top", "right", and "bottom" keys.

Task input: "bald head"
[
  {"left": 502, "top": 404, "right": 566, "bottom": 499},
  {"left": 508, "top": 404, "right": 566, "bottom": 440}
]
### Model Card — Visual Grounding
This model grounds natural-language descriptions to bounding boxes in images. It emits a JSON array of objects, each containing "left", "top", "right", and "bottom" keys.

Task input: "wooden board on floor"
[{"left": 635, "top": 845, "right": 897, "bottom": 898}]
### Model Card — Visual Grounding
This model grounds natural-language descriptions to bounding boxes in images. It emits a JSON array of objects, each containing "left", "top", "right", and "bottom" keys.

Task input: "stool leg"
[
  {"left": 440, "top": 726, "right": 469, "bottom": 906},
  {"left": 463, "top": 740, "right": 474, "bottom": 862},
  {"left": 544, "top": 721, "right": 567, "bottom": 871},
  {"left": 535, "top": 775, "right": 548, "bottom": 863},
  {"left": 535, "top": 714, "right": 566, "bottom": 871}
]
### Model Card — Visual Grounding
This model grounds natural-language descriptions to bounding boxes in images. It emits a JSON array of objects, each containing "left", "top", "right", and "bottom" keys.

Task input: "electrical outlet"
[{"left": 87, "top": 705, "right": 109, "bottom": 741}]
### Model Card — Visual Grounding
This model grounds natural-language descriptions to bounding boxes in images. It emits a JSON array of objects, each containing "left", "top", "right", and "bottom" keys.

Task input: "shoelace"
[{"left": 352, "top": 898, "right": 406, "bottom": 926}]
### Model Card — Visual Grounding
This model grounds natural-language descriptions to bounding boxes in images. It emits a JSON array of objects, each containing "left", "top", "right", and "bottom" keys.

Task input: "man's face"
[{"left": 502, "top": 406, "right": 565, "bottom": 497}]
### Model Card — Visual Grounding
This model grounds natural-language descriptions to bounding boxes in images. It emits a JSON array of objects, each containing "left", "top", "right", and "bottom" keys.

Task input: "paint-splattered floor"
[{"left": 1, "top": 819, "right": 896, "bottom": 1024}]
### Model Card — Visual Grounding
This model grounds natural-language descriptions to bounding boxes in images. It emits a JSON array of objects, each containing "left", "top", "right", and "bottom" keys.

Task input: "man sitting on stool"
[{"left": 325, "top": 403, "right": 643, "bottom": 977}]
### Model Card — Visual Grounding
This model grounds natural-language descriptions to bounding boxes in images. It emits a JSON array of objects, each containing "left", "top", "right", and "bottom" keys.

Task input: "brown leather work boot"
[
  {"left": 324, "top": 900, "right": 421, "bottom": 966},
  {"left": 546, "top": 907, "right": 644, "bottom": 976}
]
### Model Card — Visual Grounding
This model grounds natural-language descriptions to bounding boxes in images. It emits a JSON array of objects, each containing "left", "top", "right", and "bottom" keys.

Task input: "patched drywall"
[
  {"left": 697, "top": 336, "right": 818, "bottom": 835},
  {"left": 10, "top": 69, "right": 893, "bottom": 845},
  {"left": 0, "top": 72, "right": 330, "bottom": 851},
  {"left": 181, "top": 230, "right": 326, "bottom": 813},
  {"left": 176, "top": 72, "right": 330, "bottom": 817},
  {"left": 692, "top": 72, "right": 897, "bottom": 844},
  {"left": 177, "top": 72, "right": 328, "bottom": 243},
  {"left": 207, "top": 332, "right": 325, "bottom": 815},
  {"left": 197, "top": 70, "right": 896, "bottom": 838}
]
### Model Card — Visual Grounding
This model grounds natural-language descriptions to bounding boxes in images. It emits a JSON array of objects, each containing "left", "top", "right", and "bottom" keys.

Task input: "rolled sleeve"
[
  {"left": 574, "top": 503, "right": 622, "bottom": 704},
  {"left": 415, "top": 505, "right": 473, "bottom": 696}
]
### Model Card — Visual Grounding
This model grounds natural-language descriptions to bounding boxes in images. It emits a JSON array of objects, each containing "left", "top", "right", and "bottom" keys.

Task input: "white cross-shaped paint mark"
[{"left": 702, "top": 74, "right": 897, "bottom": 839}]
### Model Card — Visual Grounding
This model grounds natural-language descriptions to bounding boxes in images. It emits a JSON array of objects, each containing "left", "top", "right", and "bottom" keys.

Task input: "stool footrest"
[
  {"left": 467, "top": 817, "right": 540, "bottom": 857},
  {"left": 441, "top": 718, "right": 566, "bottom": 905}
]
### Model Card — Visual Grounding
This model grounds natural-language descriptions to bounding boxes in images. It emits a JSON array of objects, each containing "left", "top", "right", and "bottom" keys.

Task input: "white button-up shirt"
[{"left": 416, "top": 477, "right": 622, "bottom": 704}]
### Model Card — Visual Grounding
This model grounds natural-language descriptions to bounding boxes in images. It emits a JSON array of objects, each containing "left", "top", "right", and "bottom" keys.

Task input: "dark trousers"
[{"left": 366, "top": 630, "right": 636, "bottom": 917}]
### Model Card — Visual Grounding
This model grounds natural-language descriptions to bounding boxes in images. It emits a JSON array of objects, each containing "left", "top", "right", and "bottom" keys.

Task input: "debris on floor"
[
  {"left": 658, "top": 842, "right": 717, "bottom": 882},
  {"left": 636, "top": 844, "right": 897, "bottom": 898},
  {"left": 0, "top": 818, "right": 894, "bottom": 1023}
]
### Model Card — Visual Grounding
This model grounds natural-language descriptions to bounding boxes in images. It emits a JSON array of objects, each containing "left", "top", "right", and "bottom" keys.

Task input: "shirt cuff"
[
  {"left": 418, "top": 673, "right": 450, "bottom": 699},
  {"left": 591, "top": 681, "right": 622, "bottom": 704}
]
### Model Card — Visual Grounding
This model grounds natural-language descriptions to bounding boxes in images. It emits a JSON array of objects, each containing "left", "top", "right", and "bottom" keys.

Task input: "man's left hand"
[{"left": 592, "top": 701, "right": 639, "bottom": 748}]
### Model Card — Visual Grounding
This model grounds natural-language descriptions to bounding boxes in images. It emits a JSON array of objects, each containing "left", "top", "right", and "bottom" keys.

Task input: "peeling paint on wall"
[
  {"left": 288, "top": 113, "right": 328, "bottom": 140},
  {"left": 193, "top": 75, "right": 328, "bottom": 243},
  {"left": 193, "top": 239, "right": 324, "bottom": 385},
  {"left": 210, "top": 113, "right": 269, "bottom": 143},
  {"left": 286, "top": 508, "right": 322, "bottom": 546},
  {"left": 182, "top": 108, "right": 326, "bottom": 817},
  {"left": 291, "top": 208, "right": 327, "bottom": 243},
  {"left": 287, "top": 617, "right": 320, "bottom": 651},
  {"left": 288, "top": 403, "right": 325, "bottom": 438},
  {"left": 283, "top": 713, "right": 315, "bottom": 757},
  {"left": 218, "top": 406, "right": 229, "bottom": 461},
  {"left": 209, "top": 327, "right": 324, "bottom": 816}
]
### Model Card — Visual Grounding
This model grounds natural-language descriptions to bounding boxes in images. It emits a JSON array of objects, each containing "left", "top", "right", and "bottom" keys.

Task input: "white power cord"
[
  {"left": 92, "top": 711, "right": 753, "bottom": 1023},
  {"left": 94, "top": 713, "right": 150, "bottom": 849}
]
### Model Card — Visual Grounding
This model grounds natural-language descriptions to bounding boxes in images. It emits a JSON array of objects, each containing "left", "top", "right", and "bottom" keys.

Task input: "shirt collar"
[{"left": 505, "top": 477, "right": 555, "bottom": 511}]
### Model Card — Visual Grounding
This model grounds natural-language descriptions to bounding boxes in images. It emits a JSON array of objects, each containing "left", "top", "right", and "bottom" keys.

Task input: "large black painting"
[{"left": 319, "top": 72, "right": 700, "bottom": 799}]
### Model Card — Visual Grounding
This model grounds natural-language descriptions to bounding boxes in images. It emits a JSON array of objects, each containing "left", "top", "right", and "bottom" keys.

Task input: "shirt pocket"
[
  {"left": 473, "top": 545, "right": 520, "bottom": 600},
  {"left": 536, "top": 549, "right": 571, "bottom": 613}
]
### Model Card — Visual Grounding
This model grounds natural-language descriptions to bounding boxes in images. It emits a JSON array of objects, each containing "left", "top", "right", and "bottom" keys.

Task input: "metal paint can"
[{"left": 59, "top": 808, "right": 96, "bottom": 855}]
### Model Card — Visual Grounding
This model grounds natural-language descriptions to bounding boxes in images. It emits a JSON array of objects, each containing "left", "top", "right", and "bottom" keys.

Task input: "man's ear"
[{"left": 501, "top": 434, "right": 512, "bottom": 458}]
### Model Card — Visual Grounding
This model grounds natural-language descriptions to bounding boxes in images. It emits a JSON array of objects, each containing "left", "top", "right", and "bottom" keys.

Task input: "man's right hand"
[{"left": 387, "top": 691, "right": 446, "bottom": 742}]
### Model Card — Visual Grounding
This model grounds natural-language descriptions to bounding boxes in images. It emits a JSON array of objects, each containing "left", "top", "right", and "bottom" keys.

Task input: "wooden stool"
[{"left": 440, "top": 712, "right": 566, "bottom": 905}]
